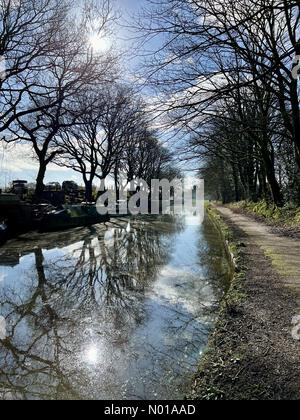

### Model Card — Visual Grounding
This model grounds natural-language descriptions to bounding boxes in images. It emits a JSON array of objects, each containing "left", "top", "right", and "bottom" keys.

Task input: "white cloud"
[
  {"left": 0, "top": 272, "right": 7, "bottom": 283},
  {"left": 0, "top": 143, "right": 83, "bottom": 188},
  {"left": 0, "top": 143, "right": 68, "bottom": 173}
]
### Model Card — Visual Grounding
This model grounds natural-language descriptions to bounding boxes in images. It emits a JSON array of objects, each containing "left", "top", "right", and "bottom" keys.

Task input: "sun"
[
  {"left": 84, "top": 344, "right": 99, "bottom": 365},
  {"left": 89, "top": 33, "right": 110, "bottom": 53}
]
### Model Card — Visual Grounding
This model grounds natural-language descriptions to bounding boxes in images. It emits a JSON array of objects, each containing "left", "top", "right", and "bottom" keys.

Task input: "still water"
[{"left": 0, "top": 215, "right": 230, "bottom": 400}]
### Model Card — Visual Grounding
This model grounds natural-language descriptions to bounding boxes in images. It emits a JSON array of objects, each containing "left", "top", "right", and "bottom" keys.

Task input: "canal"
[{"left": 0, "top": 214, "right": 231, "bottom": 400}]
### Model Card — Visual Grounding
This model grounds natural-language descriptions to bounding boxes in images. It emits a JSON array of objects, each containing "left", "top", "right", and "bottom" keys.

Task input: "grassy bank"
[
  {"left": 189, "top": 205, "right": 246, "bottom": 400},
  {"left": 229, "top": 201, "right": 300, "bottom": 228},
  {"left": 205, "top": 205, "right": 239, "bottom": 268}
]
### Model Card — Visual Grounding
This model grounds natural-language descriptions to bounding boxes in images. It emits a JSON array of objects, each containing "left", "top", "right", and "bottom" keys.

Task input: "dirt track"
[{"left": 216, "top": 206, "right": 300, "bottom": 305}]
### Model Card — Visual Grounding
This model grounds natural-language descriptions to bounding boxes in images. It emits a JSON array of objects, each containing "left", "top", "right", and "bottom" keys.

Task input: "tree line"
[
  {"left": 137, "top": 0, "right": 300, "bottom": 206},
  {"left": 0, "top": 0, "right": 177, "bottom": 202}
]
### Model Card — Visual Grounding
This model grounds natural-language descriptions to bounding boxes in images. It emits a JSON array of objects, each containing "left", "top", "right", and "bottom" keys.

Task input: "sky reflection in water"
[{"left": 0, "top": 215, "right": 230, "bottom": 400}]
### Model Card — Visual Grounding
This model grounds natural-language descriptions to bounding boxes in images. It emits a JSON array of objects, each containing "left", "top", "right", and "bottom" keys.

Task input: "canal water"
[{"left": 0, "top": 214, "right": 230, "bottom": 400}]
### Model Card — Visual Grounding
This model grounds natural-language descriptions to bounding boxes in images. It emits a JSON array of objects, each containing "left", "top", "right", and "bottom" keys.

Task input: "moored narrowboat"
[{"left": 39, "top": 204, "right": 110, "bottom": 232}]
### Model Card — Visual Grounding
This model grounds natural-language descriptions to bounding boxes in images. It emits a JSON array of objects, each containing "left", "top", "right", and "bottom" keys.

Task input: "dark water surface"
[{"left": 0, "top": 215, "right": 230, "bottom": 400}]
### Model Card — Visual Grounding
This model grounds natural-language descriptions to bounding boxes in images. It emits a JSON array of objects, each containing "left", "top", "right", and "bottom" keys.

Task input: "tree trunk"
[
  {"left": 85, "top": 180, "right": 93, "bottom": 203},
  {"left": 290, "top": 37, "right": 300, "bottom": 171},
  {"left": 114, "top": 166, "right": 120, "bottom": 203},
  {"left": 266, "top": 168, "right": 283, "bottom": 206},
  {"left": 257, "top": 163, "right": 267, "bottom": 201},
  {"left": 260, "top": 133, "right": 284, "bottom": 206},
  {"left": 262, "top": 153, "right": 284, "bottom": 207},
  {"left": 232, "top": 163, "right": 241, "bottom": 202},
  {"left": 35, "top": 162, "right": 47, "bottom": 201},
  {"left": 238, "top": 164, "right": 248, "bottom": 200}
]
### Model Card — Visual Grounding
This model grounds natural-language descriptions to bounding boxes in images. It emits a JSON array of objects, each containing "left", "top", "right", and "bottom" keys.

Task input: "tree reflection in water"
[{"left": 0, "top": 215, "right": 228, "bottom": 400}]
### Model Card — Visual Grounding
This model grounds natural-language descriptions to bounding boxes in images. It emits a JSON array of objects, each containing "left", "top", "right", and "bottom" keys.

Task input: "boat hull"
[
  {"left": 39, "top": 206, "right": 110, "bottom": 232},
  {"left": 0, "top": 223, "right": 8, "bottom": 245}
]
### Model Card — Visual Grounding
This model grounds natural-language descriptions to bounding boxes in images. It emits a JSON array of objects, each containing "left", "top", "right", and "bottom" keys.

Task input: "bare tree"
[
  {"left": 0, "top": 0, "right": 71, "bottom": 133},
  {"left": 2, "top": 0, "right": 117, "bottom": 199},
  {"left": 136, "top": 0, "right": 300, "bottom": 205},
  {"left": 56, "top": 85, "right": 139, "bottom": 202}
]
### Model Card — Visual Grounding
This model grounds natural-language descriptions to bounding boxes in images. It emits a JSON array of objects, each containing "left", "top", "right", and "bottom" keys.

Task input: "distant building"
[
  {"left": 45, "top": 182, "right": 62, "bottom": 192},
  {"left": 62, "top": 181, "right": 79, "bottom": 194},
  {"left": 27, "top": 183, "right": 36, "bottom": 192},
  {"left": 12, "top": 180, "right": 28, "bottom": 199}
]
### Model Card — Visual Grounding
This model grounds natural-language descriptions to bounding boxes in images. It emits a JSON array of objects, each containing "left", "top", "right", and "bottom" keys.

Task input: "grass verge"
[{"left": 229, "top": 200, "right": 300, "bottom": 227}]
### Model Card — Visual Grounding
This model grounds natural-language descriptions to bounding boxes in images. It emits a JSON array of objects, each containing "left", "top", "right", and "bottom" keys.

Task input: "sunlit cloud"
[
  {"left": 84, "top": 344, "right": 100, "bottom": 365},
  {"left": 0, "top": 143, "right": 82, "bottom": 187}
]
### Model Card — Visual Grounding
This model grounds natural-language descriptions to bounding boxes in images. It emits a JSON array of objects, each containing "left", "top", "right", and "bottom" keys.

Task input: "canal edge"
[{"left": 188, "top": 204, "right": 247, "bottom": 400}]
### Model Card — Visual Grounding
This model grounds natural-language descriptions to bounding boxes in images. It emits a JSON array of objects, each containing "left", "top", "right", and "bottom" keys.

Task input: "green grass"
[
  {"left": 230, "top": 200, "right": 300, "bottom": 227},
  {"left": 206, "top": 204, "right": 238, "bottom": 266}
]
